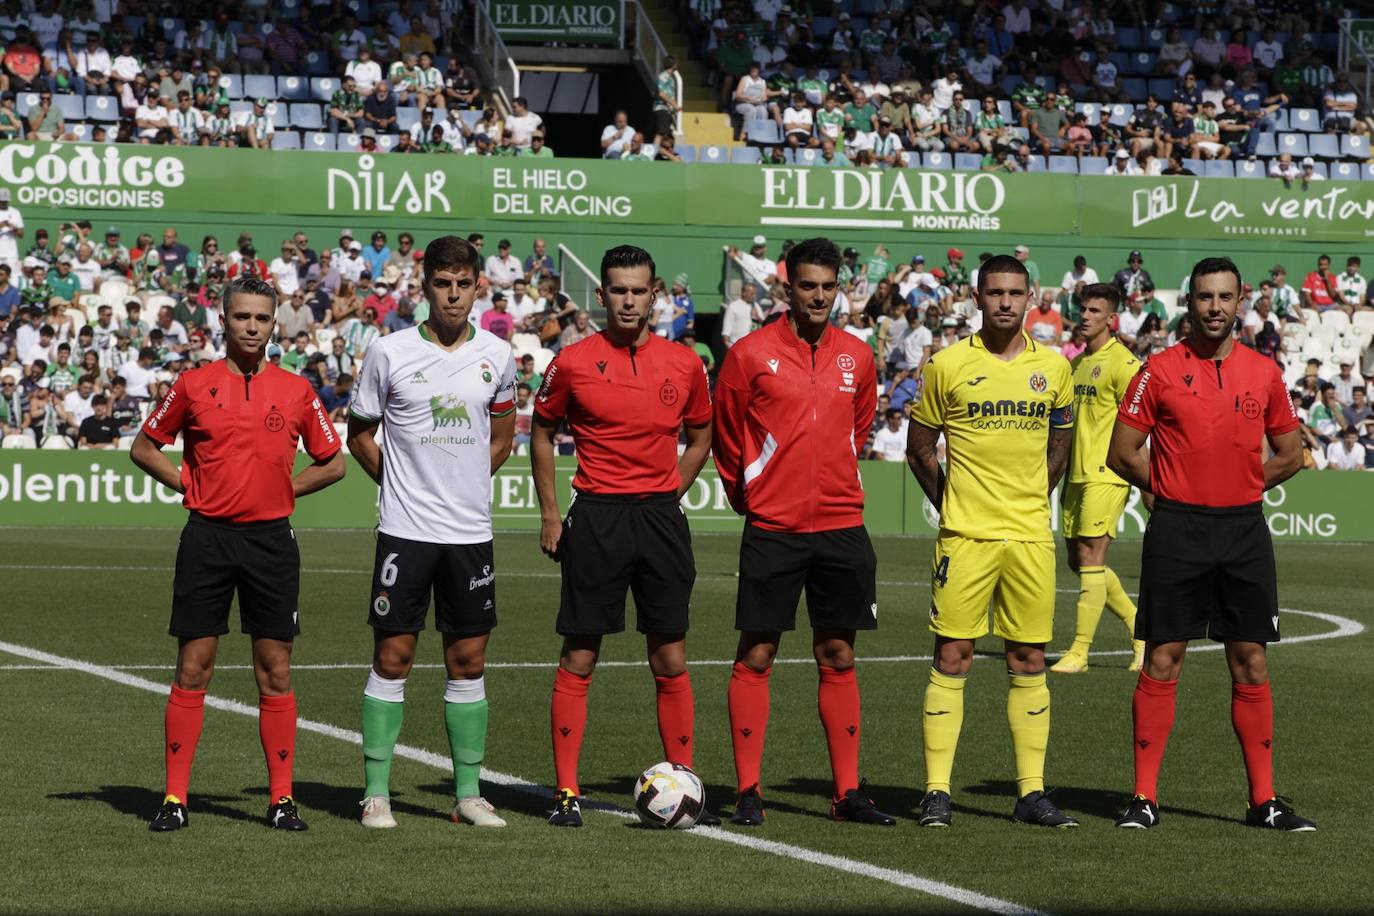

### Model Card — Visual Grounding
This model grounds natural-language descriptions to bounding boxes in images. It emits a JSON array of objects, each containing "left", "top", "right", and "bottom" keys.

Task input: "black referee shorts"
[
  {"left": 735, "top": 524, "right": 879, "bottom": 634},
  {"left": 556, "top": 491, "right": 695, "bottom": 636},
  {"left": 170, "top": 512, "right": 301, "bottom": 640},
  {"left": 1137, "top": 498, "right": 1280, "bottom": 644}
]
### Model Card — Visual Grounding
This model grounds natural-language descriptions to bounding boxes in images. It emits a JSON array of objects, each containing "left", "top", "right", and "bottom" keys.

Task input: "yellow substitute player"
[
  {"left": 905, "top": 254, "right": 1078, "bottom": 829},
  {"left": 1051, "top": 282, "right": 1146, "bottom": 674}
]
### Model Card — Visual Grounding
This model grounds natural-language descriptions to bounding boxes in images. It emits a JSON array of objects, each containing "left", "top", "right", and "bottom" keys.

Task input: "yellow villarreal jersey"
[
  {"left": 910, "top": 332, "right": 1074, "bottom": 542},
  {"left": 1068, "top": 337, "right": 1140, "bottom": 485}
]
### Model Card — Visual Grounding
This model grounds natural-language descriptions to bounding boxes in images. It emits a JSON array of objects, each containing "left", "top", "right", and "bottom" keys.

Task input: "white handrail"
[
  {"left": 1337, "top": 19, "right": 1374, "bottom": 101},
  {"left": 557, "top": 243, "right": 602, "bottom": 324},
  {"left": 629, "top": 0, "right": 681, "bottom": 135},
  {"left": 473, "top": 0, "right": 521, "bottom": 112}
]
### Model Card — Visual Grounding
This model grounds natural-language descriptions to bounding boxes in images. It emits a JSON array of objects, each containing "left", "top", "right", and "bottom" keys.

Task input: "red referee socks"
[
  {"left": 1231, "top": 681, "right": 1275, "bottom": 808},
  {"left": 654, "top": 672, "right": 695, "bottom": 767},
  {"left": 818, "top": 665, "right": 861, "bottom": 800},
  {"left": 164, "top": 684, "right": 205, "bottom": 803},
  {"left": 551, "top": 667, "right": 591, "bottom": 795},
  {"left": 728, "top": 662, "right": 771, "bottom": 793},
  {"left": 1132, "top": 671, "right": 1177, "bottom": 801},
  {"left": 259, "top": 693, "right": 297, "bottom": 802}
]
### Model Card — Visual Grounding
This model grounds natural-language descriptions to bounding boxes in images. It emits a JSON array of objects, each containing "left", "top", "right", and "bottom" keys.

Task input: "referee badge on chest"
[
  {"left": 659, "top": 380, "right": 679, "bottom": 406},
  {"left": 265, "top": 408, "right": 285, "bottom": 432}
]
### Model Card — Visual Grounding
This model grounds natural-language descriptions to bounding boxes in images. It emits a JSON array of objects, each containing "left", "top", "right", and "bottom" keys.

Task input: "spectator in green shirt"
[
  {"left": 652, "top": 56, "right": 679, "bottom": 145},
  {"left": 21, "top": 266, "right": 52, "bottom": 309},
  {"left": 328, "top": 75, "right": 365, "bottom": 136},
  {"left": 865, "top": 245, "right": 892, "bottom": 285},
  {"left": 47, "top": 257, "right": 80, "bottom": 304},
  {"left": 1137, "top": 281, "right": 1169, "bottom": 322},
  {"left": 1011, "top": 66, "right": 1047, "bottom": 127},
  {"left": 843, "top": 89, "right": 878, "bottom": 133},
  {"left": 521, "top": 131, "right": 555, "bottom": 158}
]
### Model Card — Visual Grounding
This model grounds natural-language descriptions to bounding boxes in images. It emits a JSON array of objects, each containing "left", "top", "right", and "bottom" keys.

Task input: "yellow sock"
[
  {"left": 1007, "top": 671, "right": 1050, "bottom": 797},
  {"left": 1070, "top": 566, "right": 1107, "bottom": 656},
  {"left": 1103, "top": 567, "right": 1138, "bottom": 637},
  {"left": 922, "top": 668, "right": 966, "bottom": 794}
]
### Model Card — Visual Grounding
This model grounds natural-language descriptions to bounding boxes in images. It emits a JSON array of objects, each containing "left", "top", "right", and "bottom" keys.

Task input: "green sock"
[
  {"left": 445, "top": 684, "right": 489, "bottom": 801},
  {"left": 361, "top": 694, "right": 405, "bottom": 798}
]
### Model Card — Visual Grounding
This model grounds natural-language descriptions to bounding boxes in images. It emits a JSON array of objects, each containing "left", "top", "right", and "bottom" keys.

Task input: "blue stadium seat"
[
  {"left": 677, "top": 144, "right": 697, "bottom": 163},
  {"left": 304, "top": 51, "right": 330, "bottom": 76},
  {"left": 1078, "top": 102, "right": 1101, "bottom": 120},
  {"left": 1121, "top": 78, "right": 1147, "bottom": 100},
  {"left": 1000, "top": 75, "right": 1021, "bottom": 96},
  {"left": 277, "top": 76, "right": 309, "bottom": 101},
  {"left": 922, "top": 152, "right": 953, "bottom": 169},
  {"left": 954, "top": 152, "right": 982, "bottom": 170},
  {"left": 1254, "top": 133, "right": 1278, "bottom": 157},
  {"left": 1131, "top": 52, "right": 1157, "bottom": 74},
  {"left": 1023, "top": 155, "right": 1047, "bottom": 172},
  {"left": 271, "top": 130, "right": 302, "bottom": 150},
  {"left": 460, "top": 110, "right": 482, "bottom": 131},
  {"left": 229, "top": 101, "right": 253, "bottom": 117},
  {"left": 1117, "top": 27, "right": 1142, "bottom": 49},
  {"left": 1109, "top": 51, "right": 1131, "bottom": 72},
  {"left": 1330, "top": 161, "right": 1360, "bottom": 180},
  {"left": 1234, "top": 159, "right": 1265, "bottom": 178},
  {"left": 1144, "top": 27, "right": 1166, "bottom": 47},
  {"left": 310, "top": 78, "right": 339, "bottom": 102},
  {"left": 68, "top": 122, "right": 91, "bottom": 141},
  {"left": 744, "top": 120, "right": 782, "bottom": 145},
  {"left": 1182, "top": 158, "right": 1204, "bottom": 173},
  {"left": 812, "top": 16, "right": 836, "bottom": 39},
  {"left": 1277, "top": 133, "right": 1309, "bottom": 156},
  {"left": 219, "top": 74, "right": 243, "bottom": 99},
  {"left": 699, "top": 145, "right": 728, "bottom": 163},
  {"left": 731, "top": 146, "right": 762, "bottom": 164},
  {"left": 1340, "top": 135, "right": 1369, "bottom": 159},
  {"left": 244, "top": 75, "right": 277, "bottom": 100},
  {"left": 85, "top": 95, "right": 119, "bottom": 122},
  {"left": 1308, "top": 134, "right": 1340, "bottom": 159},
  {"left": 53, "top": 94, "right": 83, "bottom": 120},
  {"left": 795, "top": 147, "right": 819, "bottom": 165},
  {"left": 1203, "top": 160, "right": 1234, "bottom": 178},
  {"left": 1080, "top": 156, "right": 1109, "bottom": 173},
  {"left": 304, "top": 131, "right": 336, "bottom": 151},
  {"left": 375, "top": 133, "right": 398, "bottom": 153},
  {"left": 15, "top": 92, "right": 38, "bottom": 117},
  {"left": 396, "top": 107, "right": 421, "bottom": 132},
  {"left": 1269, "top": 109, "right": 1290, "bottom": 131},
  {"left": 1048, "top": 155, "right": 1078, "bottom": 173},
  {"left": 338, "top": 133, "right": 362, "bottom": 152},
  {"left": 1307, "top": 161, "right": 1330, "bottom": 178},
  {"left": 1288, "top": 108, "right": 1320, "bottom": 132},
  {"left": 1362, "top": 163, "right": 1374, "bottom": 180},
  {"left": 997, "top": 100, "right": 1013, "bottom": 123},
  {"left": 1109, "top": 104, "right": 1131, "bottom": 126},
  {"left": 269, "top": 103, "right": 289, "bottom": 128},
  {"left": 289, "top": 103, "right": 324, "bottom": 130},
  {"left": 1147, "top": 78, "right": 1174, "bottom": 99}
]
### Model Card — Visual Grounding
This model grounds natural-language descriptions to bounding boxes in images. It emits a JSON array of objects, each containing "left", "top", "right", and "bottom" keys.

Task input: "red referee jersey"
[
  {"left": 712, "top": 317, "right": 877, "bottom": 532},
  {"left": 142, "top": 360, "right": 342, "bottom": 522},
  {"left": 1117, "top": 339, "right": 1298, "bottom": 507},
  {"left": 534, "top": 331, "right": 711, "bottom": 495}
]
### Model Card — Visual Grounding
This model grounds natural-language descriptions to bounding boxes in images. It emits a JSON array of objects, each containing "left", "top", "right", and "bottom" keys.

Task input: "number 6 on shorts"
[{"left": 380, "top": 552, "right": 399, "bottom": 587}]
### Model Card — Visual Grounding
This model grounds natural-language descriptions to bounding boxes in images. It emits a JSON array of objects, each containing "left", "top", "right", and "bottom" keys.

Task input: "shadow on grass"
[
  {"left": 414, "top": 781, "right": 557, "bottom": 822},
  {"left": 243, "top": 781, "right": 451, "bottom": 824},
  {"left": 48, "top": 785, "right": 259, "bottom": 825},
  {"left": 961, "top": 779, "right": 1240, "bottom": 825}
]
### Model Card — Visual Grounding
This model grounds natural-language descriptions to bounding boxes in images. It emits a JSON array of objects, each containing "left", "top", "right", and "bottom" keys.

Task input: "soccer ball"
[{"left": 632, "top": 762, "right": 706, "bottom": 829}]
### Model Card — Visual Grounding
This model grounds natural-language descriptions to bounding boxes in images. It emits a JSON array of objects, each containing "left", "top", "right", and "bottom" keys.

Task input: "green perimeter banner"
[
  {"left": 0, "top": 453, "right": 1367, "bottom": 542},
  {"left": 8, "top": 141, "right": 1374, "bottom": 243},
  {"left": 488, "top": 0, "right": 622, "bottom": 46}
]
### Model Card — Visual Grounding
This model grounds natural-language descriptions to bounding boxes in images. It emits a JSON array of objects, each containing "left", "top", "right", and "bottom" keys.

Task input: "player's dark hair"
[
  {"left": 785, "top": 237, "right": 842, "bottom": 281},
  {"left": 1080, "top": 282, "right": 1120, "bottom": 310},
  {"left": 422, "top": 235, "right": 481, "bottom": 283},
  {"left": 1186, "top": 256, "right": 1242, "bottom": 299},
  {"left": 600, "top": 245, "right": 656, "bottom": 288},
  {"left": 223, "top": 276, "right": 277, "bottom": 312},
  {"left": 976, "top": 254, "right": 1030, "bottom": 293}
]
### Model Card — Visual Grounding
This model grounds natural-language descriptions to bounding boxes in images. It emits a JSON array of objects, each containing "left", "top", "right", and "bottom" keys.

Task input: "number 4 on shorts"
[{"left": 932, "top": 555, "right": 950, "bottom": 588}]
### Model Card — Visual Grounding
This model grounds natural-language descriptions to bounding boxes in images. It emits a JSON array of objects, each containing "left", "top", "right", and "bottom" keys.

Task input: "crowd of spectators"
[
  {"left": 723, "top": 232, "right": 1374, "bottom": 468},
  {"left": 635, "top": 0, "right": 1372, "bottom": 175}
]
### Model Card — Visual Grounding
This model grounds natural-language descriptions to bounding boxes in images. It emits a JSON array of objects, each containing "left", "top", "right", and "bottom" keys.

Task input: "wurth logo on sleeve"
[{"left": 1126, "top": 370, "right": 1150, "bottom": 415}]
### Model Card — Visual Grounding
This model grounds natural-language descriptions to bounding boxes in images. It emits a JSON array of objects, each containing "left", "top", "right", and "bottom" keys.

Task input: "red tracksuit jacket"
[{"left": 712, "top": 317, "right": 878, "bottom": 533}]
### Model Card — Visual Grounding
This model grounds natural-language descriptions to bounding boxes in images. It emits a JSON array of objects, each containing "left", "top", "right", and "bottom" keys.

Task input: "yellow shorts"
[
  {"left": 928, "top": 531, "right": 1056, "bottom": 643},
  {"left": 1061, "top": 481, "right": 1130, "bottom": 540}
]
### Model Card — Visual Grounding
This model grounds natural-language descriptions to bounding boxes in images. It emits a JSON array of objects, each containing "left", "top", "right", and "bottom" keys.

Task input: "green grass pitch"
[{"left": 1, "top": 527, "right": 1369, "bottom": 914}]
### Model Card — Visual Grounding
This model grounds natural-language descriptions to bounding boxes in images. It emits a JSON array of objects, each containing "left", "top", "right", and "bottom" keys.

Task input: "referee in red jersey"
[
  {"left": 1107, "top": 257, "right": 1315, "bottom": 831},
  {"left": 131, "top": 276, "right": 345, "bottom": 833},
  {"left": 531, "top": 244, "right": 715, "bottom": 828},
  {"left": 712, "top": 237, "right": 893, "bottom": 826}
]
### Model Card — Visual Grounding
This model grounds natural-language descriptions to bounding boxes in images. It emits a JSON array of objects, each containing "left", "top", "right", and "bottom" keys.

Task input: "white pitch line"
[
  {"left": 0, "top": 639, "right": 1045, "bottom": 916},
  {"left": 0, "top": 610, "right": 1360, "bottom": 674}
]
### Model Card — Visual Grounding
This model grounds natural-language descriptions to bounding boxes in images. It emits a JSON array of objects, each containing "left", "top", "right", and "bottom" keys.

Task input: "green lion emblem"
[{"left": 429, "top": 395, "right": 472, "bottom": 430}]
